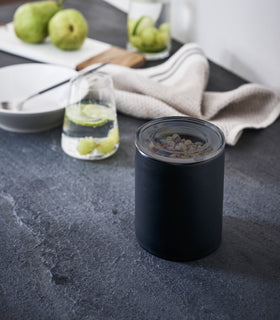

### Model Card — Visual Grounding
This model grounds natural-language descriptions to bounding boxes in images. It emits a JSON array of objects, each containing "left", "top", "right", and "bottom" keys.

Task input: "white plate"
[{"left": 0, "top": 63, "right": 78, "bottom": 132}]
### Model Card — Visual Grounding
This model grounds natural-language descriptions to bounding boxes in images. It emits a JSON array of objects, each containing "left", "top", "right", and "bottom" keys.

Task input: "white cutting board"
[{"left": 0, "top": 23, "right": 111, "bottom": 69}]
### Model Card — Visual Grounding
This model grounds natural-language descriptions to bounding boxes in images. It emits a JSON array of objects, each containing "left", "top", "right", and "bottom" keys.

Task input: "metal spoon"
[{"left": 0, "top": 63, "right": 107, "bottom": 112}]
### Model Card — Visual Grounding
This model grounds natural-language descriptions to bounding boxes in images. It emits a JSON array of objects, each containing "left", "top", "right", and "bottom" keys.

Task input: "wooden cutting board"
[{"left": 76, "top": 46, "right": 146, "bottom": 71}]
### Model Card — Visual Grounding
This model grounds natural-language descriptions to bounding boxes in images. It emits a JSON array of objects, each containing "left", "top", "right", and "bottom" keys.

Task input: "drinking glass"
[
  {"left": 61, "top": 71, "right": 119, "bottom": 160},
  {"left": 127, "top": 0, "right": 171, "bottom": 60}
]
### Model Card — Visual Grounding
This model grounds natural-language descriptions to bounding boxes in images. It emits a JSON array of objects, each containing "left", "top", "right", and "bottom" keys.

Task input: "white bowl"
[{"left": 0, "top": 63, "right": 78, "bottom": 132}]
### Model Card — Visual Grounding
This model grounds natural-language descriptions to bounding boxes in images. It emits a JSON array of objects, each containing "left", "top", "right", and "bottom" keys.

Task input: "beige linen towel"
[{"left": 101, "top": 43, "right": 280, "bottom": 145}]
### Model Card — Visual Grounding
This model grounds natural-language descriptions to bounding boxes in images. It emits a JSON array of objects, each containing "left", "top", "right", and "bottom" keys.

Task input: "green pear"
[
  {"left": 13, "top": 1, "right": 63, "bottom": 44},
  {"left": 48, "top": 9, "right": 88, "bottom": 51}
]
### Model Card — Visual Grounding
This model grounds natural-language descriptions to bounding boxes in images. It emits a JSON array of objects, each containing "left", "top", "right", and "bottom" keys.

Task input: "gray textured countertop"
[{"left": 0, "top": 1, "right": 280, "bottom": 319}]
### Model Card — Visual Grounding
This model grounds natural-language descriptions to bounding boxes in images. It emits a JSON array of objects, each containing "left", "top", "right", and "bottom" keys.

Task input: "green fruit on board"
[
  {"left": 13, "top": 1, "right": 62, "bottom": 44},
  {"left": 48, "top": 9, "right": 88, "bottom": 50}
]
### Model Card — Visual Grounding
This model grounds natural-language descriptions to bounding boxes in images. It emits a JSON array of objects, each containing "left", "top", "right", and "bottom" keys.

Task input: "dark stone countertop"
[{"left": 0, "top": 1, "right": 279, "bottom": 319}]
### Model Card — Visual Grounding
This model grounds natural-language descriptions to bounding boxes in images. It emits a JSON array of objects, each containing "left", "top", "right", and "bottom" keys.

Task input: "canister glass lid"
[{"left": 136, "top": 117, "right": 225, "bottom": 164}]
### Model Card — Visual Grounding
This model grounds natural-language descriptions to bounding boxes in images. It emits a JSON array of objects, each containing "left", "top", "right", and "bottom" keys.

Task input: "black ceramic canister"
[{"left": 135, "top": 117, "right": 225, "bottom": 261}]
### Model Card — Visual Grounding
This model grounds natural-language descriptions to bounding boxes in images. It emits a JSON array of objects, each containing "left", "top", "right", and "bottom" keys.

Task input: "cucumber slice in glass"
[
  {"left": 127, "top": 18, "right": 137, "bottom": 36},
  {"left": 132, "top": 16, "right": 154, "bottom": 36},
  {"left": 66, "top": 103, "right": 115, "bottom": 127}
]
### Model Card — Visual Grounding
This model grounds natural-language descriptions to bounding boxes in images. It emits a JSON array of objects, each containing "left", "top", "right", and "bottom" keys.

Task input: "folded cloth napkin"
[{"left": 102, "top": 43, "right": 280, "bottom": 145}]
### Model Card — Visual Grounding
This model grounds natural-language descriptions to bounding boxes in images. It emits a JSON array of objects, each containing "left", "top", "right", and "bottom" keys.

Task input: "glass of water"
[
  {"left": 127, "top": 0, "right": 171, "bottom": 60},
  {"left": 61, "top": 70, "right": 119, "bottom": 160}
]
